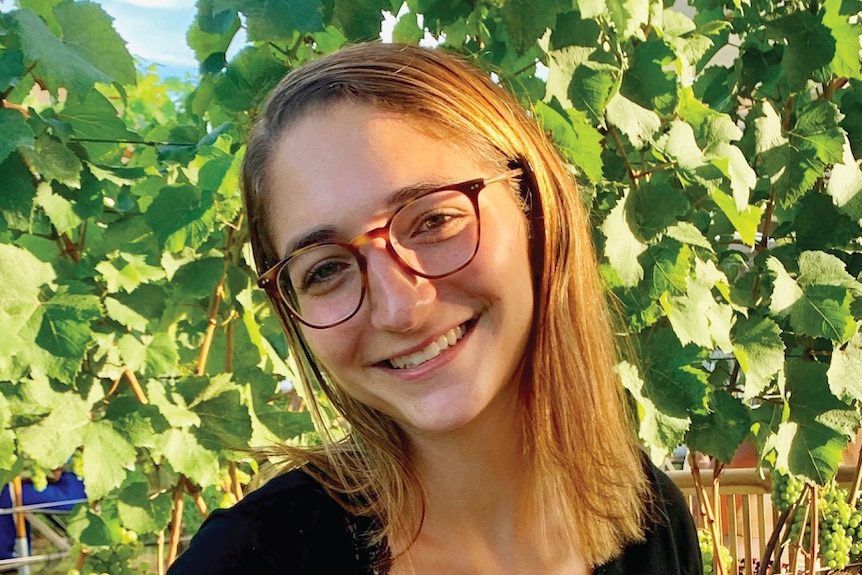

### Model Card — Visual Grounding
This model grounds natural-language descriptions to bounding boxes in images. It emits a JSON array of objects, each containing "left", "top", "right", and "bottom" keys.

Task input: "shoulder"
[
  {"left": 167, "top": 469, "right": 365, "bottom": 575},
  {"left": 597, "top": 458, "right": 702, "bottom": 575}
]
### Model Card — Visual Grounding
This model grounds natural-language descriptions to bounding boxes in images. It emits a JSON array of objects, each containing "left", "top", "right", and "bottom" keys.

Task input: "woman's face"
[{"left": 266, "top": 102, "right": 534, "bottom": 437}]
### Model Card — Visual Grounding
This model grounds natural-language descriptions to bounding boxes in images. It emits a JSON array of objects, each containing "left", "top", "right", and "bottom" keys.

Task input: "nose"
[{"left": 363, "top": 243, "right": 435, "bottom": 333}]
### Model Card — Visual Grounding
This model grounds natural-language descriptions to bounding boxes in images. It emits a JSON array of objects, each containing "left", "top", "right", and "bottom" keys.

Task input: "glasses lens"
[
  {"left": 390, "top": 190, "right": 479, "bottom": 277},
  {"left": 280, "top": 244, "right": 363, "bottom": 327}
]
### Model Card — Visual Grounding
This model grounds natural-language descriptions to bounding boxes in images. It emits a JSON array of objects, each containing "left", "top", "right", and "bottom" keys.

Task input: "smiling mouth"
[{"left": 387, "top": 321, "right": 472, "bottom": 370}]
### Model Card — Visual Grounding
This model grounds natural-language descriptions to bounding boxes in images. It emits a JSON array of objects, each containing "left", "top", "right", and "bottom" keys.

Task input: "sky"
[{"left": 98, "top": 0, "right": 202, "bottom": 80}]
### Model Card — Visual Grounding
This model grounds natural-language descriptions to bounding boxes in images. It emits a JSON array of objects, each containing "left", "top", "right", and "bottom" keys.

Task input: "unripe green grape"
[
  {"left": 70, "top": 448, "right": 85, "bottom": 479},
  {"left": 30, "top": 465, "right": 48, "bottom": 492},
  {"left": 698, "top": 528, "right": 732, "bottom": 575}
]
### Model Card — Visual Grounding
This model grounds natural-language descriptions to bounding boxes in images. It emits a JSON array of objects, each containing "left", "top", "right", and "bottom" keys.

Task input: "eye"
[{"left": 301, "top": 259, "right": 352, "bottom": 291}]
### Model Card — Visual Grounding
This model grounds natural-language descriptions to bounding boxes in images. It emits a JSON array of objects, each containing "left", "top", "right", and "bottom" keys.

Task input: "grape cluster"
[
  {"left": 698, "top": 527, "right": 733, "bottom": 575},
  {"left": 772, "top": 470, "right": 807, "bottom": 512}
]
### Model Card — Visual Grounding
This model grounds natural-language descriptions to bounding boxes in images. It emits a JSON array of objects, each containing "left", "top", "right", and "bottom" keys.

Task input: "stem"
[
  {"left": 607, "top": 126, "right": 639, "bottom": 189},
  {"left": 757, "top": 506, "right": 793, "bottom": 575},
  {"left": 195, "top": 277, "right": 225, "bottom": 376},
  {"left": 848, "top": 448, "right": 862, "bottom": 507},
  {"left": 167, "top": 479, "right": 185, "bottom": 566},
  {"left": 124, "top": 368, "right": 148, "bottom": 404},
  {"left": 806, "top": 484, "right": 818, "bottom": 575},
  {"left": 60, "top": 232, "right": 81, "bottom": 263},
  {"left": 182, "top": 477, "right": 209, "bottom": 519},
  {"left": 157, "top": 531, "right": 165, "bottom": 575},
  {"left": 689, "top": 454, "right": 727, "bottom": 575},
  {"left": 75, "top": 548, "right": 89, "bottom": 571},
  {"left": 229, "top": 462, "right": 243, "bottom": 503}
]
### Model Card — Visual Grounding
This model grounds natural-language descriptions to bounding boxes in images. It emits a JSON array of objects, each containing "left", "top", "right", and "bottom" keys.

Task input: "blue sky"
[{"left": 98, "top": 0, "right": 202, "bottom": 80}]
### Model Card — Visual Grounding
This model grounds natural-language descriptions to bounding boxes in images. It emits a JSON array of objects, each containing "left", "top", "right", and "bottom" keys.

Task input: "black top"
[{"left": 168, "top": 461, "right": 701, "bottom": 574}]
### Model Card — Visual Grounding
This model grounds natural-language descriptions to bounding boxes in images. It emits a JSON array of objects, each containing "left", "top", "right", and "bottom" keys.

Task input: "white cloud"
[{"left": 114, "top": 0, "right": 196, "bottom": 9}]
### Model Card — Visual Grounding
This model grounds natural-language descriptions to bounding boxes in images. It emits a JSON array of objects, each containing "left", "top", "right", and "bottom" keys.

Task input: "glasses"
[{"left": 258, "top": 168, "right": 523, "bottom": 329}]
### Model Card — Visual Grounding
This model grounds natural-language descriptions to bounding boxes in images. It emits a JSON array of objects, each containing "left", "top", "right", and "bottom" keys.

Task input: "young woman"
[{"left": 169, "top": 43, "right": 701, "bottom": 574}]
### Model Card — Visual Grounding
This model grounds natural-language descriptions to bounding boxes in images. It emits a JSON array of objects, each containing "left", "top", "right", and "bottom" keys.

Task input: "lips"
[{"left": 387, "top": 322, "right": 469, "bottom": 369}]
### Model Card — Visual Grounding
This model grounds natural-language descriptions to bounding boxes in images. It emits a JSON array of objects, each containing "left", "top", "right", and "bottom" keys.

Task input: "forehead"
[{"left": 263, "top": 103, "right": 492, "bottom": 258}]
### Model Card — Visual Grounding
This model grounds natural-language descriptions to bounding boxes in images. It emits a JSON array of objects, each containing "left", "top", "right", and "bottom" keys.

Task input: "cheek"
[{"left": 301, "top": 325, "right": 361, "bottom": 377}]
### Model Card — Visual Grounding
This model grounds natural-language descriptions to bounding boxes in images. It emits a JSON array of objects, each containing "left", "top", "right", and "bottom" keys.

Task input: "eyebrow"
[{"left": 283, "top": 177, "right": 458, "bottom": 256}]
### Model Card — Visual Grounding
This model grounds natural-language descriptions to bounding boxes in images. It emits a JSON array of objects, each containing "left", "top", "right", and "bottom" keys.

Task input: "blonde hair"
[{"left": 242, "top": 43, "right": 648, "bottom": 566}]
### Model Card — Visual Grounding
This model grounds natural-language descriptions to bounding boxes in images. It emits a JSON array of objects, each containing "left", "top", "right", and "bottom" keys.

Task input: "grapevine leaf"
[
  {"left": 331, "top": 0, "right": 388, "bottom": 41},
  {"left": 767, "top": 10, "right": 835, "bottom": 93},
  {"left": 82, "top": 420, "right": 136, "bottom": 500},
  {"left": 36, "top": 294, "right": 101, "bottom": 358},
  {"left": 827, "top": 328, "right": 862, "bottom": 402},
  {"left": 797, "top": 250, "right": 861, "bottom": 289},
  {"left": 15, "top": 9, "right": 111, "bottom": 96},
  {"left": 0, "top": 153, "right": 37, "bottom": 230},
  {"left": 95, "top": 253, "right": 165, "bottom": 295},
  {"left": 661, "top": 259, "right": 733, "bottom": 351},
  {"left": 54, "top": 1, "right": 136, "bottom": 86},
  {"left": 117, "top": 482, "right": 172, "bottom": 534},
  {"left": 0, "top": 49, "right": 25, "bottom": 94},
  {"left": 779, "top": 359, "right": 857, "bottom": 484},
  {"left": 34, "top": 183, "right": 82, "bottom": 234},
  {"left": 687, "top": 391, "right": 751, "bottom": 464},
  {"left": 145, "top": 185, "right": 217, "bottom": 252},
  {"left": 620, "top": 38, "right": 677, "bottom": 116},
  {"left": 827, "top": 137, "right": 862, "bottom": 220},
  {"left": 147, "top": 381, "right": 201, "bottom": 429},
  {"left": 711, "top": 189, "right": 763, "bottom": 246},
  {"left": 664, "top": 222, "right": 712, "bottom": 250},
  {"left": 193, "top": 389, "right": 253, "bottom": 451},
  {"left": 66, "top": 506, "right": 118, "bottom": 547},
  {"left": 21, "top": 136, "right": 82, "bottom": 188},
  {"left": 731, "top": 315, "right": 785, "bottom": 399},
  {"left": 212, "top": 45, "right": 286, "bottom": 112},
  {"left": 104, "top": 397, "right": 170, "bottom": 449},
  {"left": 0, "top": 108, "right": 34, "bottom": 163},
  {"left": 625, "top": 171, "right": 688, "bottom": 240},
  {"left": 212, "top": 0, "right": 324, "bottom": 40},
  {"left": 767, "top": 257, "right": 804, "bottom": 317},
  {"left": 187, "top": 1, "right": 241, "bottom": 67},
  {"left": 502, "top": 0, "right": 564, "bottom": 53},
  {"left": 155, "top": 428, "right": 219, "bottom": 487},
  {"left": 58, "top": 90, "right": 140, "bottom": 142},
  {"left": 643, "top": 240, "right": 692, "bottom": 299},
  {"left": 142, "top": 333, "right": 180, "bottom": 377},
  {"left": 619, "top": 360, "right": 690, "bottom": 452},
  {"left": 823, "top": 0, "right": 862, "bottom": 80},
  {"left": 104, "top": 297, "right": 149, "bottom": 332},
  {"left": 0, "top": 243, "right": 55, "bottom": 318},
  {"left": 534, "top": 101, "right": 603, "bottom": 183},
  {"left": 706, "top": 143, "right": 756, "bottom": 211},
  {"left": 639, "top": 327, "right": 710, "bottom": 419},
  {"left": 392, "top": 11, "right": 424, "bottom": 44},
  {"left": 607, "top": 0, "right": 649, "bottom": 40},
  {"left": 606, "top": 92, "right": 661, "bottom": 149},
  {"left": 15, "top": 378, "right": 90, "bottom": 469},
  {"left": 600, "top": 194, "right": 646, "bottom": 287}
]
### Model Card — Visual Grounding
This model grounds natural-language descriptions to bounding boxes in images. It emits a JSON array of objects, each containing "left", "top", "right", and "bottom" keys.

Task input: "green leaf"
[
  {"left": 34, "top": 183, "right": 82, "bottom": 234},
  {"left": 392, "top": 11, "right": 423, "bottom": 44},
  {"left": 686, "top": 391, "right": 751, "bottom": 464},
  {"left": 732, "top": 315, "right": 785, "bottom": 399},
  {"left": 58, "top": 90, "right": 140, "bottom": 142},
  {"left": 212, "top": 45, "right": 286, "bottom": 112},
  {"left": 620, "top": 38, "right": 677, "bottom": 116},
  {"left": 711, "top": 188, "right": 763, "bottom": 246},
  {"left": 155, "top": 428, "right": 219, "bottom": 486},
  {"left": 331, "top": 0, "right": 388, "bottom": 41},
  {"left": 118, "top": 482, "right": 172, "bottom": 534},
  {"left": 660, "top": 258, "right": 733, "bottom": 351},
  {"left": 145, "top": 185, "right": 217, "bottom": 252},
  {"left": 15, "top": 378, "right": 91, "bottom": 469},
  {"left": 778, "top": 359, "right": 858, "bottom": 484},
  {"left": 193, "top": 389, "right": 253, "bottom": 451},
  {"left": 823, "top": 0, "right": 862, "bottom": 80},
  {"left": 606, "top": 92, "right": 661, "bottom": 149},
  {"left": 82, "top": 420, "right": 136, "bottom": 500},
  {"left": 625, "top": 171, "right": 688, "bottom": 240},
  {"left": 104, "top": 397, "right": 170, "bottom": 448},
  {"left": 607, "top": 0, "right": 649, "bottom": 40},
  {"left": 213, "top": 0, "right": 324, "bottom": 40},
  {"left": 643, "top": 239, "right": 692, "bottom": 299},
  {"left": 0, "top": 243, "right": 55, "bottom": 319},
  {"left": 15, "top": 9, "right": 111, "bottom": 96},
  {"left": 827, "top": 328, "right": 862, "bottom": 402},
  {"left": 502, "top": 0, "right": 563, "bottom": 53},
  {"left": 36, "top": 294, "right": 101, "bottom": 358},
  {"left": 104, "top": 296, "right": 149, "bottom": 332},
  {"left": 534, "top": 101, "right": 603, "bottom": 182},
  {"left": 147, "top": 381, "right": 200, "bottom": 429},
  {"left": 827, "top": 137, "right": 862, "bottom": 220},
  {"left": 53, "top": 1, "right": 137, "bottom": 86},
  {"left": 67, "top": 506, "right": 119, "bottom": 547},
  {"left": 0, "top": 49, "right": 25, "bottom": 94},
  {"left": 21, "top": 136, "right": 82, "bottom": 188},
  {"left": 600, "top": 193, "right": 646, "bottom": 287},
  {"left": 187, "top": 1, "right": 241, "bottom": 66},
  {"left": 95, "top": 253, "right": 165, "bottom": 294},
  {"left": 0, "top": 152, "right": 37, "bottom": 230},
  {"left": 0, "top": 108, "right": 34, "bottom": 163},
  {"left": 619, "top": 360, "right": 690, "bottom": 452},
  {"left": 707, "top": 143, "right": 757, "bottom": 211},
  {"left": 768, "top": 10, "right": 836, "bottom": 93}
]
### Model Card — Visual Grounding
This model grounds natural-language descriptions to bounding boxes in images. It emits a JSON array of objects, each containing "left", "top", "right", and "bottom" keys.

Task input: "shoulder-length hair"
[{"left": 242, "top": 42, "right": 648, "bottom": 566}]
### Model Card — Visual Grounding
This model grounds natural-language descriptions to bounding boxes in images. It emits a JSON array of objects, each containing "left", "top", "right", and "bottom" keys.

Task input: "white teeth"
[{"left": 389, "top": 324, "right": 467, "bottom": 369}]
